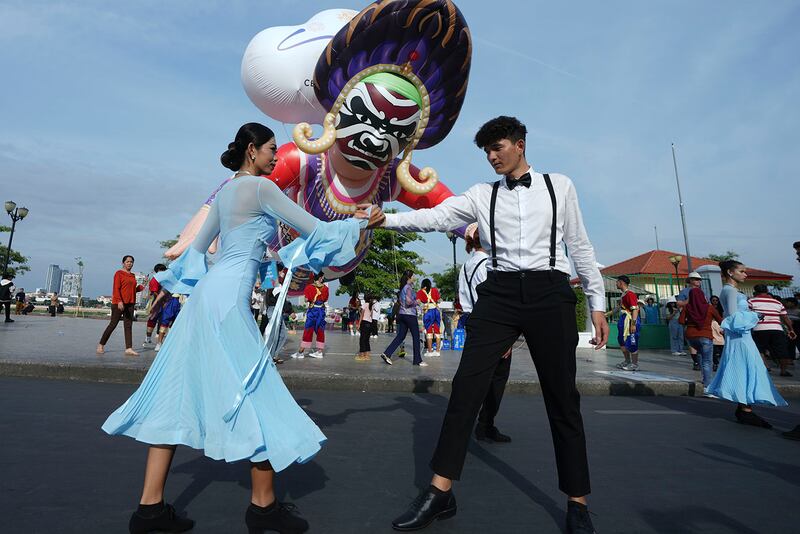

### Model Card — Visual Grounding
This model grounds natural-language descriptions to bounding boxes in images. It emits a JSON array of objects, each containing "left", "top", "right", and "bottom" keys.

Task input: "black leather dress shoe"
[
  {"left": 566, "top": 501, "right": 596, "bottom": 534},
  {"left": 392, "top": 486, "right": 457, "bottom": 531},
  {"left": 129, "top": 502, "right": 194, "bottom": 534},
  {"left": 735, "top": 407, "right": 772, "bottom": 429},
  {"left": 783, "top": 425, "right": 800, "bottom": 441},
  {"left": 475, "top": 425, "right": 512, "bottom": 443},
  {"left": 245, "top": 501, "right": 309, "bottom": 534}
]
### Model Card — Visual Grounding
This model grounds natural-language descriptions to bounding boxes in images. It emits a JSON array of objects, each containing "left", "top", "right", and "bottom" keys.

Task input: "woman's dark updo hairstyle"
[
  {"left": 719, "top": 260, "right": 743, "bottom": 280},
  {"left": 122, "top": 255, "right": 135, "bottom": 263},
  {"left": 421, "top": 278, "right": 432, "bottom": 290},
  {"left": 220, "top": 122, "right": 276, "bottom": 171}
]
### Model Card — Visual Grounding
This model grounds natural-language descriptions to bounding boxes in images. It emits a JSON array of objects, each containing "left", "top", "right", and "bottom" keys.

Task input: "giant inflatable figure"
[{"left": 167, "top": 1, "right": 472, "bottom": 294}]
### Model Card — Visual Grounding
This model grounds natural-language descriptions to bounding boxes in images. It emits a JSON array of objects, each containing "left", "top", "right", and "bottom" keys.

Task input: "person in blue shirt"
[{"left": 643, "top": 297, "right": 660, "bottom": 325}]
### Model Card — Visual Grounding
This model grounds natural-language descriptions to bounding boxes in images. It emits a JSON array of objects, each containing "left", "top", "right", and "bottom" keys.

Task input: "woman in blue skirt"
[
  {"left": 706, "top": 260, "right": 787, "bottom": 427},
  {"left": 102, "top": 123, "right": 367, "bottom": 534}
]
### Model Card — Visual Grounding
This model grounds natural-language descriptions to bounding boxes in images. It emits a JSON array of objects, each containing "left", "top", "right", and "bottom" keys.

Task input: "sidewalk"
[{"left": 2, "top": 314, "right": 798, "bottom": 397}]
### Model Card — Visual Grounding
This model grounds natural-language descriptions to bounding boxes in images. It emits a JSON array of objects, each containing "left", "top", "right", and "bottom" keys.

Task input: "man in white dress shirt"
[{"left": 364, "top": 116, "right": 608, "bottom": 533}]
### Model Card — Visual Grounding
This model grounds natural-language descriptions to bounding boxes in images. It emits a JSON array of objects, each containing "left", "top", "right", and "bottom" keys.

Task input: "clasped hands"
[{"left": 353, "top": 203, "right": 385, "bottom": 228}]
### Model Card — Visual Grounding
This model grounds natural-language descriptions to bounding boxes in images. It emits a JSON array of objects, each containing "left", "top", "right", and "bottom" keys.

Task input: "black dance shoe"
[
  {"left": 129, "top": 502, "right": 194, "bottom": 534},
  {"left": 392, "top": 486, "right": 457, "bottom": 531},
  {"left": 735, "top": 407, "right": 772, "bottom": 429},
  {"left": 475, "top": 425, "right": 512, "bottom": 443},
  {"left": 783, "top": 425, "right": 800, "bottom": 441},
  {"left": 566, "top": 501, "right": 596, "bottom": 534},
  {"left": 245, "top": 501, "right": 309, "bottom": 534}
]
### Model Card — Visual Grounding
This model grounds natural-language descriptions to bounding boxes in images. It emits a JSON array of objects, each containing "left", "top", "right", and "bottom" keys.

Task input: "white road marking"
[
  {"left": 595, "top": 410, "right": 687, "bottom": 415},
  {"left": 594, "top": 370, "right": 693, "bottom": 383}
]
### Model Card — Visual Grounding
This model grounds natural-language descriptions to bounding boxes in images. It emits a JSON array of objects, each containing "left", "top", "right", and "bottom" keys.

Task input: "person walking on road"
[
  {"left": 381, "top": 269, "right": 425, "bottom": 366},
  {"left": 680, "top": 285, "right": 722, "bottom": 388},
  {"left": 97, "top": 255, "right": 143, "bottom": 356}
]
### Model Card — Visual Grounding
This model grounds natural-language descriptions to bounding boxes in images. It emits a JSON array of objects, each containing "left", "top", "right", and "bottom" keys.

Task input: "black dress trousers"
[
  {"left": 430, "top": 270, "right": 591, "bottom": 497},
  {"left": 477, "top": 350, "right": 512, "bottom": 429}
]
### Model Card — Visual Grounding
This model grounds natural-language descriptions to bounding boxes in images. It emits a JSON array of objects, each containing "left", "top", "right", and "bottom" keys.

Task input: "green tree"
[
  {"left": 706, "top": 250, "right": 739, "bottom": 262},
  {"left": 574, "top": 286, "right": 588, "bottom": 332},
  {"left": 0, "top": 225, "right": 30, "bottom": 277},
  {"left": 159, "top": 235, "right": 179, "bottom": 252},
  {"left": 430, "top": 264, "right": 461, "bottom": 302},
  {"left": 158, "top": 235, "right": 179, "bottom": 264},
  {"left": 338, "top": 227, "right": 425, "bottom": 299}
]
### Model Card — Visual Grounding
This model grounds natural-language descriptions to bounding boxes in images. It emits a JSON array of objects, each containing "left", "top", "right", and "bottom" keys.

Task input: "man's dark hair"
[
  {"left": 616, "top": 275, "right": 630, "bottom": 285},
  {"left": 753, "top": 284, "right": 769, "bottom": 295},
  {"left": 474, "top": 116, "right": 527, "bottom": 148}
]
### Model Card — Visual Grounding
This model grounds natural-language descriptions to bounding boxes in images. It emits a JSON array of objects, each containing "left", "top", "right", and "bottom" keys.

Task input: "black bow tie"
[{"left": 507, "top": 172, "right": 531, "bottom": 190}]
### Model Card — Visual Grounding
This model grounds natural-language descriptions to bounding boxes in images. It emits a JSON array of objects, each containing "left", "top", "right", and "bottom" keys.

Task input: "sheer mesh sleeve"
[
  {"left": 257, "top": 179, "right": 317, "bottom": 237},
  {"left": 191, "top": 199, "right": 220, "bottom": 253},
  {"left": 720, "top": 286, "right": 738, "bottom": 318}
]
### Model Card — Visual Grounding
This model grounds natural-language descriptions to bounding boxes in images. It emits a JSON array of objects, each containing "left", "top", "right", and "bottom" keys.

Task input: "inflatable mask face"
[{"left": 335, "top": 80, "right": 421, "bottom": 170}]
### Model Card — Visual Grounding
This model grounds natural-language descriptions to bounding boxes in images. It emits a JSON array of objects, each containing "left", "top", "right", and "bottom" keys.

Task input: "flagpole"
[{"left": 671, "top": 143, "right": 693, "bottom": 272}]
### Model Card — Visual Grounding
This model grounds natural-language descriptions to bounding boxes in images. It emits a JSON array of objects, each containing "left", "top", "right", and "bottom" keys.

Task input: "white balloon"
[{"left": 241, "top": 9, "right": 357, "bottom": 125}]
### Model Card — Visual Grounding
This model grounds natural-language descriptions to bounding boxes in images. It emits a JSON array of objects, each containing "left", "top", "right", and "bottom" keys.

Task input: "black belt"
[{"left": 488, "top": 270, "right": 568, "bottom": 280}]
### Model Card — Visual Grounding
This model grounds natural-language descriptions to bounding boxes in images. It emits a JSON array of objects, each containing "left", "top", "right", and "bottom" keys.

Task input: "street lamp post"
[
  {"left": 668, "top": 254, "right": 683, "bottom": 295},
  {"left": 3, "top": 201, "right": 29, "bottom": 275},
  {"left": 671, "top": 144, "right": 693, "bottom": 272}
]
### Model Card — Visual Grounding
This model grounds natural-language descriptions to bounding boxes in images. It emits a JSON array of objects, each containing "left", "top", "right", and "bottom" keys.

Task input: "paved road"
[
  {"left": 1, "top": 377, "right": 798, "bottom": 533},
  {"left": 2, "top": 315, "right": 798, "bottom": 397}
]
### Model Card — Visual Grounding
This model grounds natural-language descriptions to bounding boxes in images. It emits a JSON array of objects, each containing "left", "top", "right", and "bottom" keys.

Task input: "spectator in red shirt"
[
  {"left": 97, "top": 255, "right": 144, "bottom": 356},
  {"left": 612, "top": 275, "right": 640, "bottom": 371},
  {"left": 417, "top": 279, "right": 442, "bottom": 356},
  {"left": 144, "top": 264, "right": 168, "bottom": 347},
  {"left": 290, "top": 273, "right": 329, "bottom": 359}
]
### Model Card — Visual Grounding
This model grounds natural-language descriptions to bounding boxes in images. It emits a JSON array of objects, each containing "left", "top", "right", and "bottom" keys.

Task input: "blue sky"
[{"left": 2, "top": 0, "right": 799, "bottom": 302}]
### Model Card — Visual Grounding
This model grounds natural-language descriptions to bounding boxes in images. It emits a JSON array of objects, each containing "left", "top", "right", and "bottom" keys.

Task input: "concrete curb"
[{"left": 3, "top": 361, "right": 800, "bottom": 398}]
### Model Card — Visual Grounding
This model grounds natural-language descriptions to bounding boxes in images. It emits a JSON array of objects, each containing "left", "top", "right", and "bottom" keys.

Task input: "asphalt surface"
[{"left": 1, "top": 377, "right": 799, "bottom": 534}]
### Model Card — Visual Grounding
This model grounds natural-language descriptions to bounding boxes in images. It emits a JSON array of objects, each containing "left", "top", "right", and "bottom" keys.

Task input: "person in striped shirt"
[{"left": 749, "top": 285, "right": 797, "bottom": 376}]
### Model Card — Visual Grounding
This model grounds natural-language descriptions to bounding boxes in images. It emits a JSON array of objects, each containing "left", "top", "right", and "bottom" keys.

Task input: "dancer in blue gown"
[
  {"left": 102, "top": 123, "right": 368, "bottom": 534},
  {"left": 706, "top": 260, "right": 787, "bottom": 428}
]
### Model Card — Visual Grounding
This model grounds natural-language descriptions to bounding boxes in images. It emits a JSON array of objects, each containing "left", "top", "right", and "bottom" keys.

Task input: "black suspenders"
[
  {"left": 489, "top": 173, "right": 558, "bottom": 271},
  {"left": 543, "top": 173, "right": 557, "bottom": 269}
]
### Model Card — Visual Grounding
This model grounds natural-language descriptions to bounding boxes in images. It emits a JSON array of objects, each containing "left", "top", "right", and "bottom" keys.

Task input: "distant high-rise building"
[
  {"left": 60, "top": 272, "right": 82, "bottom": 298},
  {"left": 134, "top": 273, "right": 150, "bottom": 308},
  {"left": 45, "top": 264, "right": 62, "bottom": 293}
]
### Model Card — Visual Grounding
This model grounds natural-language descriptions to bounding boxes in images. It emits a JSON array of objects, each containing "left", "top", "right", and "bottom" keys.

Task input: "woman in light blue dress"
[
  {"left": 102, "top": 123, "right": 368, "bottom": 534},
  {"left": 705, "top": 260, "right": 787, "bottom": 427}
]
